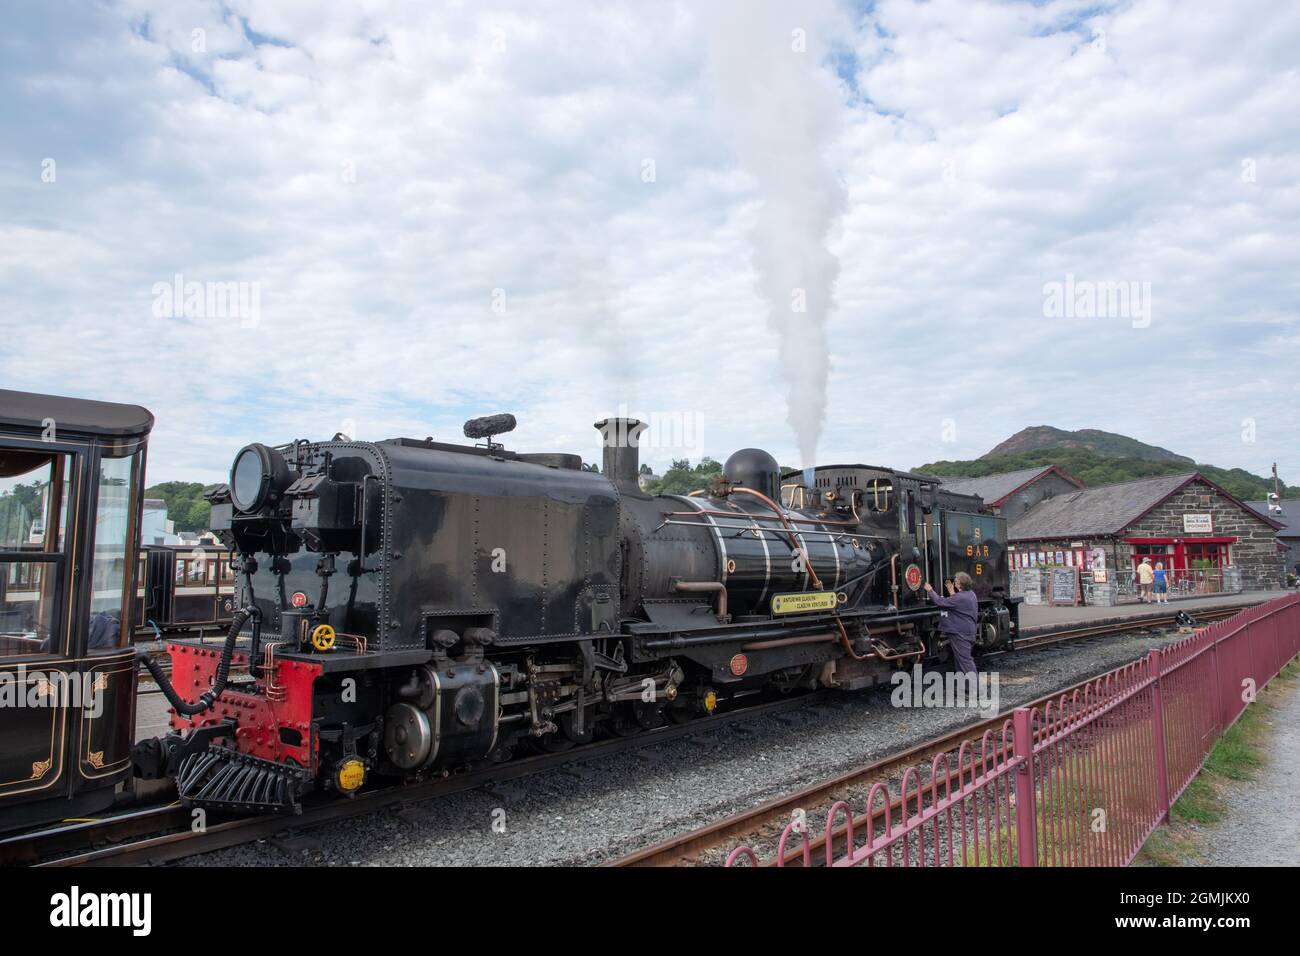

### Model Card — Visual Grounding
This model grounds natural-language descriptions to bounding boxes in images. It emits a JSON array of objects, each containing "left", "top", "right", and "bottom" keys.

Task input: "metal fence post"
[
  {"left": 1012, "top": 707, "right": 1038, "bottom": 867},
  {"left": 1209, "top": 631, "right": 1223, "bottom": 735},
  {"left": 1147, "top": 651, "right": 1171, "bottom": 823}
]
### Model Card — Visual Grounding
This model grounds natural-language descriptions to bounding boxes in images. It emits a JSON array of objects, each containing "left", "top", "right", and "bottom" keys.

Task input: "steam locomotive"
[{"left": 136, "top": 415, "right": 1017, "bottom": 815}]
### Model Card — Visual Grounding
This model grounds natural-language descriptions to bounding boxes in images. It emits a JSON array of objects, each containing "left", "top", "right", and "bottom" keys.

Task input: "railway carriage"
[
  {"left": 0, "top": 390, "right": 150, "bottom": 829},
  {"left": 133, "top": 543, "right": 236, "bottom": 639}
]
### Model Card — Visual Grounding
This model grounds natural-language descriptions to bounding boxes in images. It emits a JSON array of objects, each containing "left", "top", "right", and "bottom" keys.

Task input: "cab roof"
[
  {"left": 0, "top": 389, "right": 154, "bottom": 439},
  {"left": 782, "top": 464, "right": 944, "bottom": 485}
]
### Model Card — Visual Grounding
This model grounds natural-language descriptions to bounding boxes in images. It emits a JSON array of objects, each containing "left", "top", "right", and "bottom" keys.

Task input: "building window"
[{"left": 1185, "top": 542, "right": 1228, "bottom": 569}]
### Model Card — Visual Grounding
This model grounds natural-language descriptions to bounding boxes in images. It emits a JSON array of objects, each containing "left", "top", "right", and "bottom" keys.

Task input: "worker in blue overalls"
[{"left": 924, "top": 571, "right": 978, "bottom": 675}]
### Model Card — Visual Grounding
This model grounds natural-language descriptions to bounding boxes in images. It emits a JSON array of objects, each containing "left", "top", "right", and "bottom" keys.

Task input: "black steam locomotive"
[{"left": 137, "top": 416, "right": 1017, "bottom": 815}]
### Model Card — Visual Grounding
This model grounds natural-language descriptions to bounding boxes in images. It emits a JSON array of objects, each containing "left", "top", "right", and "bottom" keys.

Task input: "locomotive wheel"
[
  {"left": 633, "top": 700, "right": 664, "bottom": 730},
  {"left": 559, "top": 710, "right": 594, "bottom": 745}
]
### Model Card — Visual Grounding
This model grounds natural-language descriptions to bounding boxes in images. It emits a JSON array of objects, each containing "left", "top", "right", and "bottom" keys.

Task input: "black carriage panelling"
[
  {"left": 75, "top": 652, "right": 136, "bottom": 785},
  {"left": 0, "top": 658, "right": 70, "bottom": 801}
]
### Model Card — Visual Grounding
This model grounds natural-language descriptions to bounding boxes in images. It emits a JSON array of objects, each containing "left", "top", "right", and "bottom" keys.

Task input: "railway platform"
[{"left": 1016, "top": 590, "right": 1278, "bottom": 637}]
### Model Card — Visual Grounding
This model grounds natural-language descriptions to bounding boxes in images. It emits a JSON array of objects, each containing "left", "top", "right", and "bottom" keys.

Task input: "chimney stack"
[{"left": 594, "top": 418, "right": 648, "bottom": 495}]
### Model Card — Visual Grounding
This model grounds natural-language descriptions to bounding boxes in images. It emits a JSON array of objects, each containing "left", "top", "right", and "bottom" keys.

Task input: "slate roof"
[
  {"left": 1246, "top": 499, "right": 1300, "bottom": 537},
  {"left": 940, "top": 465, "right": 1080, "bottom": 506},
  {"left": 1009, "top": 473, "right": 1198, "bottom": 539}
]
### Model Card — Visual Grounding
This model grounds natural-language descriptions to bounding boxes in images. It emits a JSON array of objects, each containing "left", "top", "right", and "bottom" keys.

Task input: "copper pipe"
[
  {"left": 742, "top": 632, "right": 837, "bottom": 651},
  {"left": 866, "top": 621, "right": 915, "bottom": 636},
  {"left": 728, "top": 486, "right": 824, "bottom": 590},
  {"left": 672, "top": 580, "right": 729, "bottom": 622},
  {"left": 890, "top": 553, "right": 900, "bottom": 607},
  {"left": 833, "top": 615, "right": 872, "bottom": 660},
  {"left": 870, "top": 639, "right": 926, "bottom": 661}
]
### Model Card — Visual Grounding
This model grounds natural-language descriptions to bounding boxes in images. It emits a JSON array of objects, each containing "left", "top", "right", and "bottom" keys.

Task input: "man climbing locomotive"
[{"left": 134, "top": 415, "right": 1017, "bottom": 814}]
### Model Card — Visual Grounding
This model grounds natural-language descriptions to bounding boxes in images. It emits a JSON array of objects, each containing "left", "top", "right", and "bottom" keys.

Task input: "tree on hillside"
[
  {"left": 640, "top": 457, "right": 722, "bottom": 496},
  {"left": 144, "top": 481, "right": 213, "bottom": 533}
]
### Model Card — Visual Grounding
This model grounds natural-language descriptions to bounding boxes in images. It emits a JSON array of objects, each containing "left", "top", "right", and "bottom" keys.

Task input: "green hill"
[
  {"left": 914, "top": 447, "right": 1296, "bottom": 502},
  {"left": 986, "top": 426, "right": 1193, "bottom": 464}
]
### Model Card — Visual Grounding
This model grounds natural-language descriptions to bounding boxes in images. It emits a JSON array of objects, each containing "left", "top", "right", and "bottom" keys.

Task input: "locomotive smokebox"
[
  {"left": 724, "top": 448, "right": 781, "bottom": 501},
  {"left": 594, "top": 417, "right": 647, "bottom": 495}
]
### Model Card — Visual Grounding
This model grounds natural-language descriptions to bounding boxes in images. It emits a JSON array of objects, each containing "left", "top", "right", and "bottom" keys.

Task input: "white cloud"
[{"left": 0, "top": 0, "right": 1296, "bottom": 486}]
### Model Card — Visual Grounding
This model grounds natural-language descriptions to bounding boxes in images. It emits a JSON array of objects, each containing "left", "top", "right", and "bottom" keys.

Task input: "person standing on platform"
[
  {"left": 1137, "top": 557, "right": 1155, "bottom": 603},
  {"left": 1153, "top": 561, "right": 1169, "bottom": 604},
  {"left": 925, "top": 571, "right": 978, "bottom": 675}
]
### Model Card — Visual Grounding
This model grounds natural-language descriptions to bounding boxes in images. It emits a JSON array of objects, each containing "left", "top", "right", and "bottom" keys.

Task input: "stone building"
[
  {"left": 1007, "top": 472, "right": 1284, "bottom": 597},
  {"left": 941, "top": 465, "right": 1083, "bottom": 524}
]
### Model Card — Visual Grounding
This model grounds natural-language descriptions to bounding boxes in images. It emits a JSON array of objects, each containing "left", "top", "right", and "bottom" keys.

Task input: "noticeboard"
[{"left": 1050, "top": 566, "right": 1080, "bottom": 606}]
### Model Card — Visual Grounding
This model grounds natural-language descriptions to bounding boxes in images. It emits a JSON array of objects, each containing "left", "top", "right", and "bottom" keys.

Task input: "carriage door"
[
  {"left": 143, "top": 548, "right": 174, "bottom": 632},
  {"left": 71, "top": 446, "right": 144, "bottom": 793},
  {"left": 0, "top": 445, "right": 79, "bottom": 805}
]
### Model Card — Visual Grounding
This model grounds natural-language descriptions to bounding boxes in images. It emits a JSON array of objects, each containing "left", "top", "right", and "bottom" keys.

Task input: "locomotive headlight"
[{"left": 229, "top": 442, "right": 291, "bottom": 513}]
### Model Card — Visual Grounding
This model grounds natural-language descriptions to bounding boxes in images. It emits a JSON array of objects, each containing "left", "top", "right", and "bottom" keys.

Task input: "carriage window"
[
  {"left": 0, "top": 450, "right": 70, "bottom": 552},
  {"left": 0, "top": 450, "right": 71, "bottom": 656},
  {"left": 0, "top": 560, "right": 61, "bottom": 656},
  {"left": 176, "top": 557, "right": 207, "bottom": 585},
  {"left": 88, "top": 450, "right": 141, "bottom": 653}
]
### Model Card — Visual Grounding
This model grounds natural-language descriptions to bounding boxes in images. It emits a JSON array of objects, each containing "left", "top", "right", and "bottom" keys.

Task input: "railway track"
[
  {"left": 0, "top": 689, "right": 825, "bottom": 867},
  {"left": 3, "top": 602, "right": 1255, "bottom": 867},
  {"left": 608, "top": 606, "right": 1250, "bottom": 868},
  {"left": 1007, "top": 604, "right": 1244, "bottom": 651}
]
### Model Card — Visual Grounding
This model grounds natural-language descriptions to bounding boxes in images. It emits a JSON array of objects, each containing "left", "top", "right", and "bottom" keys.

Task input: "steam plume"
[{"left": 704, "top": 1, "right": 847, "bottom": 471}]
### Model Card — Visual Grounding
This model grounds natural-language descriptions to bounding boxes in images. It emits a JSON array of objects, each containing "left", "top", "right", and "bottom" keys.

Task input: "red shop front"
[{"left": 1125, "top": 537, "right": 1237, "bottom": 572}]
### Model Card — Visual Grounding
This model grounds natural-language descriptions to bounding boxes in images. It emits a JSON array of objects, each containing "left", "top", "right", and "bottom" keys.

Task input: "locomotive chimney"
[{"left": 594, "top": 417, "right": 648, "bottom": 495}]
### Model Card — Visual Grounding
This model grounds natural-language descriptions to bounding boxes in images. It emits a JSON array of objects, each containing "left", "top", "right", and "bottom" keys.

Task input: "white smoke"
[{"left": 704, "top": 0, "right": 848, "bottom": 471}]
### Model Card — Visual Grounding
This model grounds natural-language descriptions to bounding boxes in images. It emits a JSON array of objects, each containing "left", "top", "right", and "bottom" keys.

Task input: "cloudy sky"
[{"left": 2, "top": 0, "right": 1297, "bottom": 486}]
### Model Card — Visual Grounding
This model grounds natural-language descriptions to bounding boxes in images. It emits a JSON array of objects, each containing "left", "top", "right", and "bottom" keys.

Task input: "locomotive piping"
[
  {"left": 140, "top": 605, "right": 257, "bottom": 717},
  {"left": 672, "top": 580, "right": 729, "bottom": 622},
  {"left": 741, "top": 632, "right": 837, "bottom": 651},
  {"left": 730, "top": 486, "right": 823, "bottom": 590}
]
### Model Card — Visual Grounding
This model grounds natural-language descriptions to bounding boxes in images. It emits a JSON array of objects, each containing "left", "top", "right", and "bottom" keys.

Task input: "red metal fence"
[{"left": 727, "top": 593, "right": 1300, "bottom": 867}]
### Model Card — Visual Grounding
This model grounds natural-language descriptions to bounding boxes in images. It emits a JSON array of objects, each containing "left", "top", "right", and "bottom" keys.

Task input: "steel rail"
[{"left": 6, "top": 690, "right": 827, "bottom": 867}]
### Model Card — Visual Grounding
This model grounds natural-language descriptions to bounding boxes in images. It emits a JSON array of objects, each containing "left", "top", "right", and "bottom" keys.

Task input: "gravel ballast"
[{"left": 180, "top": 628, "right": 1197, "bottom": 867}]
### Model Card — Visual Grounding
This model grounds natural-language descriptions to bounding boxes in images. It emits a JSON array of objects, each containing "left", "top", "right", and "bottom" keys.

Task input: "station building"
[
  {"left": 940, "top": 465, "right": 1083, "bottom": 523},
  {"left": 1005, "top": 472, "right": 1285, "bottom": 597}
]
